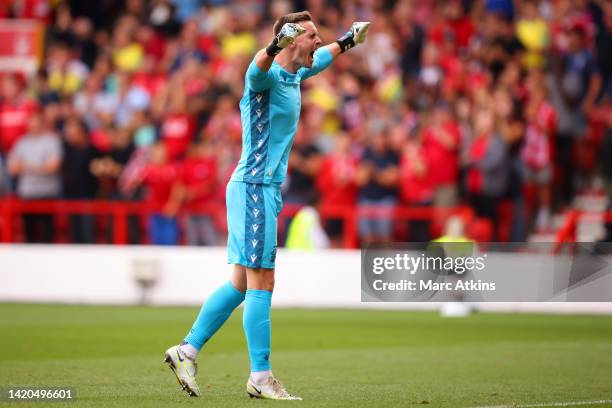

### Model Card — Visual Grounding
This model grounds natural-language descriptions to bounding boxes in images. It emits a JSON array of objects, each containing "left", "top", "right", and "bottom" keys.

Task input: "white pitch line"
[{"left": 473, "top": 399, "right": 612, "bottom": 408}]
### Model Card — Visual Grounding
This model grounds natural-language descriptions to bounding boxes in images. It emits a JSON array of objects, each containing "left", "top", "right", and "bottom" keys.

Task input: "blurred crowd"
[{"left": 0, "top": 0, "right": 611, "bottom": 245}]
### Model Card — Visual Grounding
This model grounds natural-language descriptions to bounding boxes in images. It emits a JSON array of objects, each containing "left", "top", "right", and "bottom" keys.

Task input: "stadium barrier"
[
  {"left": 0, "top": 198, "right": 478, "bottom": 246},
  {"left": 1, "top": 244, "right": 611, "bottom": 314}
]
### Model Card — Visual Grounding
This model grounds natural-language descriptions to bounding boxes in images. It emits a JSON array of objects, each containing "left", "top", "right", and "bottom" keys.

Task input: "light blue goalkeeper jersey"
[{"left": 230, "top": 47, "right": 333, "bottom": 185}]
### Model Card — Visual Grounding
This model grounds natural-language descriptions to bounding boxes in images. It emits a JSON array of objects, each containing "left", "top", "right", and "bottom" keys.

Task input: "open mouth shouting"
[{"left": 307, "top": 49, "right": 315, "bottom": 67}]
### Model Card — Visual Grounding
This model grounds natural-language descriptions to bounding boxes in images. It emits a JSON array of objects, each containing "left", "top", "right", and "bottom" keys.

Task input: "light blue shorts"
[{"left": 226, "top": 180, "right": 283, "bottom": 269}]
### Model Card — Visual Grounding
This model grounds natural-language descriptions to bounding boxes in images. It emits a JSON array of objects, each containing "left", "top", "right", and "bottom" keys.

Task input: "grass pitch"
[{"left": 0, "top": 303, "right": 611, "bottom": 408}]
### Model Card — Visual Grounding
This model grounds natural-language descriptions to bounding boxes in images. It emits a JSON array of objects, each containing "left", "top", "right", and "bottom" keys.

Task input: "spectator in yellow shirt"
[{"left": 516, "top": 0, "right": 550, "bottom": 69}]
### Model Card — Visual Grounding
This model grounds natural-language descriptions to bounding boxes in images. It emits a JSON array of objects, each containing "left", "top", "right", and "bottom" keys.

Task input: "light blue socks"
[
  {"left": 243, "top": 289, "right": 272, "bottom": 372},
  {"left": 184, "top": 281, "right": 245, "bottom": 350}
]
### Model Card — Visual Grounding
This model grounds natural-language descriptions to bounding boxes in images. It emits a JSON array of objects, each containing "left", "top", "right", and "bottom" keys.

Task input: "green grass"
[{"left": 0, "top": 304, "right": 611, "bottom": 408}]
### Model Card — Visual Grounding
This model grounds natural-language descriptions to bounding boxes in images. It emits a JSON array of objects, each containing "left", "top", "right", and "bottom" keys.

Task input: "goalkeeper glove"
[
  {"left": 266, "top": 23, "right": 307, "bottom": 56},
  {"left": 336, "top": 22, "right": 370, "bottom": 53}
]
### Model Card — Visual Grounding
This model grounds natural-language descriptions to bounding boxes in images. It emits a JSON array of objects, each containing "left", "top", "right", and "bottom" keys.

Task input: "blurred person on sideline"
[
  {"left": 0, "top": 74, "right": 38, "bottom": 156},
  {"left": 108, "top": 70, "right": 151, "bottom": 127},
  {"left": 493, "top": 85, "right": 527, "bottom": 241},
  {"left": 357, "top": 127, "right": 400, "bottom": 244},
  {"left": 399, "top": 130, "right": 434, "bottom": 242},
  {"left": 181, "top": 139, "right": 219, "bottom": 246},
  {"left": 158, "top": 87, "right": 195, "bottom": 160},
  {"left": 316, "top": 133, "right": 358, "bottom": 247},
  {"left": 8, "top": 111, "right": 62, "bottom": 243},
  {"left": 90, "top": 127, "right": 135, "bottom": 199},
  {"left": 285, "top": 195, "right": 330, "bottom": 250},
  {"left": 46, "top": 42, "right": 89, "bottom": 97},
  {"left": 139, "top": 142, "right": 182, "bottom": 245},
  {"left": 90, "top": 126, "right": 139, "bottom": 243},
  {"left": 521, "top": 81, "right": 557, "bottom": 232},
  {"left": 549, "top": 25, "right": 601, "bottom": 206},
  {"left": 61, "top": 117, "right": 100, "bottom": 244},
  {"left": 422, "top": 105, "right": 460, "bottom": 208},
  {"left": 285, "top": 122, "right": 323, "bottom": 205},
  {"left": 515, "top": 0, "right": 550, "bottom": 70},
  {"left": 598, "top": 100, "right": 612, "bottom": 242},
  {"left": 464, "top": 108, "right": 509, "bottom": 237}
]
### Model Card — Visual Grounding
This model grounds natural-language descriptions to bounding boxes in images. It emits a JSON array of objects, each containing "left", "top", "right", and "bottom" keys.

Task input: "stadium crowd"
[{"left": 0, "top": 0, "right": 611, "bottom": 245}]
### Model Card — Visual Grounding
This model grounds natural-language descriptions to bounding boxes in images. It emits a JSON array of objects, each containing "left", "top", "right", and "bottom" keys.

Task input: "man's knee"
[
  {"left": 231, "top": 265, "right": 247, "bottom": 293},
  {"left": 246, "top": 267, "right": 275, "bottom": 291}
]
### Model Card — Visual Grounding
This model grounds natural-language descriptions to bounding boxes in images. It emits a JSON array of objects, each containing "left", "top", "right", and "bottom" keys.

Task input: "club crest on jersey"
[{"left": 252, "top": 224, "right": 259, "bottom": 232}]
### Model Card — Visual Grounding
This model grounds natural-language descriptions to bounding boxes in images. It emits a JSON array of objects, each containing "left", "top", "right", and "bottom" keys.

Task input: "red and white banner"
[{"left": 0, "top": 19, "right": 43, "bottom": 74}]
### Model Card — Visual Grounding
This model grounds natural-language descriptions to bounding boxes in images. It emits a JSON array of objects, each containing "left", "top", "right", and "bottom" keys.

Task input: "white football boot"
[
  {"left": 246, "top": 375, "right": 302, "bottom": 400},
  {"left": 163, "top": 345, "right": 201, "bottom": 397}
]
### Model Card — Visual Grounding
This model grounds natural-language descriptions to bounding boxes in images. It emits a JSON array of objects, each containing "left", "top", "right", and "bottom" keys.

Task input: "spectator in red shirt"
[
  {"left": 521, "top": 82, "right": 557, "bottom": 231},
  {"left": 422, "top": 105, "right": 461, "bottom": 207},
  {"left": 181, "top": 140, "right": 219, "bottom": 246},
  {"left": 0, "top": 74, "right": 38, "bottom": 155},
  {"left": 140, "top": 142, "right": 182, "bottom": 245},
  {"left": 400, "top": 133, "right": 434, "bottom": 241},
  {"left": 159, "top": 88, "right": 194, "bottom": 160},
  {"left": 316, "top": 133, "right": 358, "bottom": 247}
]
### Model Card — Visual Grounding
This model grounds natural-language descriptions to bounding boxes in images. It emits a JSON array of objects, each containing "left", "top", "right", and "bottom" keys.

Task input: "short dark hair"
[{"left": 273, "top": 11, "right": 313, "bottom": 36}]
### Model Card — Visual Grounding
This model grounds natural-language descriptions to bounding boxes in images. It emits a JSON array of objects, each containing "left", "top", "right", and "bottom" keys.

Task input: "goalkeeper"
[{"left": 164, "top": 11, "right": 369, "bottom": 400}]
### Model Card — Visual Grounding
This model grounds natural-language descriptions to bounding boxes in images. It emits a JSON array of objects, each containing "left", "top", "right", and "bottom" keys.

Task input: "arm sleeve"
[
  {"left": 245, "top": 59, "right": 275, "bottom": 92},
  {"left": 298, "top": 47, "right": 334, "bottom": 82}
]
